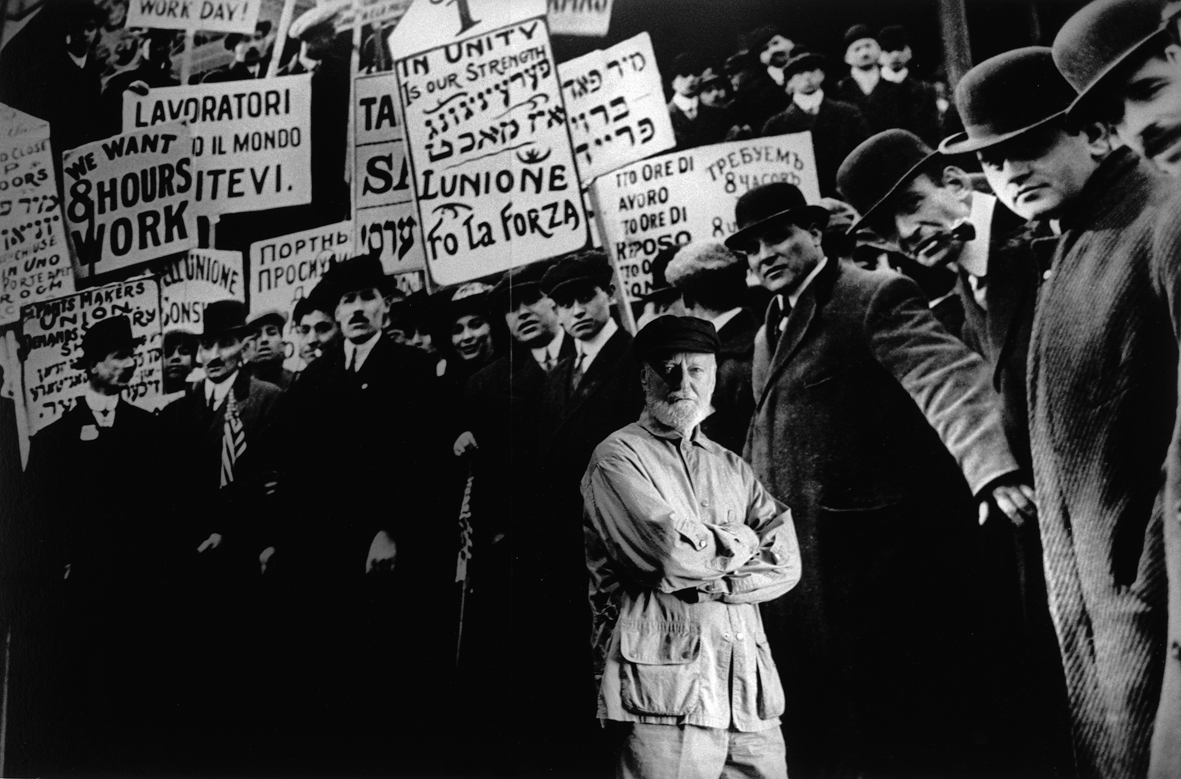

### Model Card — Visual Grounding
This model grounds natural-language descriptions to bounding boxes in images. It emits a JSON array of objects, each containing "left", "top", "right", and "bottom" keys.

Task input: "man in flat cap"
[
  {"left": 876, "top": 25, "right": 942, "bottom": 144},
  {"left": 761, "top": 49, "right": 869, "bottom": 197},
  {"left": 271, "top": 253, "right": 448, "bottom": 774},
  {"left": 24, "top": 315, "right": 165, "bottom": 773},
  {"left": 667, "top": 52, "right": 732, "bottom": 151},
  {"left": 1054, "top": 0, "right": 1181, "bottom": 176},
  {"left": 664, "top": 240, "right": 758, "bottom": 455},
  {"left": 247, "top": 309, "right": 295, "bottom": 390},
  {"left": 955, "top": 42, "right": 1181, "bottom": 778},
  {"left": 583, "top": 315, "right": 801, "bottom": 779},
  {"left": 837, "top": 127, "right": 1073, "bottom": 776},
  {"left": 728, "top": 181, "right": 1026, "bottom": 777}
]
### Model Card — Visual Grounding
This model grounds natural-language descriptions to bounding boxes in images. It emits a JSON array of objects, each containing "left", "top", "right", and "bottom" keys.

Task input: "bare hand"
[
  {"left": 127, "top": 80, "right": 150, "bottom": 96},
  {"left": 366, "top": 530, "right": 396, "bottom": 574},
  {"left": 197, "top": 532, "right": 223, "bottom": 552},
  {"left": 978, "top": 483, "right": 1038, "bottom": 527},
  {"left": 453, "top": 430, "right": 478, "bottom": 457}
]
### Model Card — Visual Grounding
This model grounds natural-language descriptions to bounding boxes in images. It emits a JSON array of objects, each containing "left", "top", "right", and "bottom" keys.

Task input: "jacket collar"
[
  {"left": 1059, "top": 147, "right": 1146, "bottom": 233},
  {"left": 757, "top": 257, "right": 840, "bottom": 408}
]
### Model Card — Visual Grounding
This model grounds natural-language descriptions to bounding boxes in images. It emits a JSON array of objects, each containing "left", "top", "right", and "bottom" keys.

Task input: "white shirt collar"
[
  {"left": 708, "top": 307, "right": 743, "bottom": 333},
  {"left": 849, "top": 66, "right": 880, "bottom": 95},
  {"left": 68, "top": 51, "right": 88, "bottom": 69},
  {"left": 881, "top": 66, "right": 908, "bottom": 83},
  {"left": 792, "top": 88, "right": 824, "bottom": 114},
  {"left": 344, "top": 332, "right": 381, "bottom": 372},
  {"left": 530, "top": 327, "right": 565, "bottom": 366},
  {"left": 788, "top": 257, "right": 828, "bottom": 309},
  {"left": 574, "top": 317, "right": 618, "bottom": 370},
  {"left": 767, "top": 65, "right": 785, "bottom": 86},
  {"left": 204, "top": 370, "right": 239, "bottom": 409},
  {"left": 958, "top": 192, "right": 996, "bottom": 279},
  {"left": 84, "top": 386, "right": 118, "bottom": 426},
  {"left": 671, "top": 92, "right": 698, "bottom": 116}
]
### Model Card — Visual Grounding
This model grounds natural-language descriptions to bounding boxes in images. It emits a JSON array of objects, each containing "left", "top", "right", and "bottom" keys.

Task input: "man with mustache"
[
  {"left": 23, "top": 315, "right": 165, "bottom": 774},
  {"left": 957, "top": 41, "right": 1181, "bottom": 778},
  {"left": 729, "top": 181, "right": 1026, "bottom": 777},
  {"left": 1053, "top": 0, "right": 1181, "bottom": 177},
  {"left": 582, "top": 315, "right": 801, "bottom": 779},
  {"left": 246, "top": 310, "right": 295, "bottom": 390}
]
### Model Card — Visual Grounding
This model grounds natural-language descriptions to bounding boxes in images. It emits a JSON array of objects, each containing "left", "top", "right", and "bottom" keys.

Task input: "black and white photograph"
[{"left": 1, "top": 0, "right": 1180, "bottom": 776}]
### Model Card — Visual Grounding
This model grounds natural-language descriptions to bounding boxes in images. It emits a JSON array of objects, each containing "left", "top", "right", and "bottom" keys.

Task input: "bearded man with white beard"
[{"left": 582, "top": 315, "right": 802, "bottom": 779}]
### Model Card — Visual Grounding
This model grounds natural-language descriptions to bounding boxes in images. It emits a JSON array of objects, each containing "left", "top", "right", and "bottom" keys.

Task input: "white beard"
[{"left": 649, "top": 396, "right": 711, "bottom": 433}]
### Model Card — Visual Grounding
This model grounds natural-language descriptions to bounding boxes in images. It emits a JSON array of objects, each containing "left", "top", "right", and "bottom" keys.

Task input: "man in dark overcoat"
[
  {"left": 877, "top": 25, "right": 943, "bottom": 145},
  {"left": 664, "top": 239, "right": 758, "bottom": 455},
  {"left": 728, "top": 181, "right": 1029, "bottom": 778},
  {"left": 23, "top": 315, "right": 164, "bottom": 774},
  {"left": 961, "top": 41, "right": 1181, "bottom": 777}
]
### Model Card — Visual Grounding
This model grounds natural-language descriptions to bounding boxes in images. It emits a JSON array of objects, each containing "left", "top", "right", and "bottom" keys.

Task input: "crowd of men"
[{"left": 4, "top": 0, "right": 1181, "bottom": 777}]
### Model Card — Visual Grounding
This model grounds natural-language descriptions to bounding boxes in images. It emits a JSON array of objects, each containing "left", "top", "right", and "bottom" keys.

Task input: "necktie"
[
  {"left": 220, "top": 391, "right": 247, "bottom": 488},
  {"left": 766, "top": 297, "right": 791, "bottom": 354},
  {"left": 570, "top": 351, "right": 587, "bottom": 392},
  {"left": 542, "top": 352, "right": 555, "bottom": 373},
  {"left": 95, "top": 406, "right": 113, "bottom": 428}
]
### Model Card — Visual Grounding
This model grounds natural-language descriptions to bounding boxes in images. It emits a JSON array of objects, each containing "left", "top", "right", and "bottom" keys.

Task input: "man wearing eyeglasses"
[{"left": 729, "top": 181, "right": 1025, "bottom": 778}]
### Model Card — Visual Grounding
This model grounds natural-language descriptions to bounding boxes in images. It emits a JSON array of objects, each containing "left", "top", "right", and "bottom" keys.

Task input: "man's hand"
[
  {"left": 197, "top": 533, "right": 223, "bottom": 552},
  {"left": 366, "top": 530, "right": 397, "bottom": 574},
  {"left": 978, "top": 482, "right": 1038, "bottom": 527},
  {"left": 260, "top": 546, "right": 276, "bottom": 574},
  {"left": 127, "top": 80, "right": 151, "bottom": 96},
  {"left": 453, "top": 431, "right": 478, "bottom": 457}
]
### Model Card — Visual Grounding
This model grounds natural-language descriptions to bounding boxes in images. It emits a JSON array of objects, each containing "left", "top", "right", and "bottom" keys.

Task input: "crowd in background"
[{"left": 2, "top": 0, "right": 1181, "bottom": 777}]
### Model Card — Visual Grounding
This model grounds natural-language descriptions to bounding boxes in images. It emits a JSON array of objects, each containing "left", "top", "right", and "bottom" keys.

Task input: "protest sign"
[
  {"left": 548, "top": 0, "right": 613, "bottom": 37},
  {"left": 558, "top": 32, "right": 674, "bottom": 184},
  {"left": 158, "top": 248, "right": 245, "bottom": 333},
  {"left": 0, "top": 108, "right": 75, "bottom": 326},
  {"left": 61, "top": 123, "right": 198, "bottom": 280},
  {"left": 127, "top": 0, "right": 262, "bottom": 33},
  {"left": 250, "top": 221, "right": 354, "bottom": 371},
  {"left": 354, "top": 72, "right": 425, "bottom": 275},
  {"left": 123, "top": 75, "right": 313, "bottom": 214},
  {"left": 22, "top": 278, "right": 164, "bottom": 435},
  {"left": 387, "top": 0, "right": 544, "bottom": 58},
  {"left": 337, "top": 0, "right": 412, "bottom": 31},
  {"left": 592, "top": 133, "right": 820, "bottom": 297},
  {"left": 394, "top": 15, "right": 587, "bottom": 286}
]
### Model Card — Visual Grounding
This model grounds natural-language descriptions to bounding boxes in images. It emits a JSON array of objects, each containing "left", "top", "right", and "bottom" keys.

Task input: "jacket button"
[
  {"left": 1172, "top": 640, "right": 1181, "bottom": 661},
  {"left": 700, "top": 499, "right": 709, "bottom": 507},
  {"left": 1042, "top": 270, "right": 1052, "bottom": 281},
  {"left": 723, "top": 632, "right": 731, "bottom": 641},
  {"left": 736, "top": 632, "right": 744, "bottom": 641},
  {"left": 361, "top": 383, "right": 369, "bottom": 390}
]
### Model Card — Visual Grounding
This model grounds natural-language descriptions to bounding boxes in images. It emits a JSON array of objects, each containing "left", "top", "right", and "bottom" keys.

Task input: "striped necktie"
[
  {"left": 220, "top": 391, "right": 247, "bottom": 488},
  {"left": 570, "top": 350, "right": 587, "bottom": 392}
]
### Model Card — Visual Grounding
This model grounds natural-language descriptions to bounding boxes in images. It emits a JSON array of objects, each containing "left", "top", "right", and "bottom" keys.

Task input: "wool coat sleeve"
[
  {"left": 864, "top": 273, "right": 1019, "bottom": 495},
  {"left": 583, "top": 453, "right": 762, "bottom": 593}
]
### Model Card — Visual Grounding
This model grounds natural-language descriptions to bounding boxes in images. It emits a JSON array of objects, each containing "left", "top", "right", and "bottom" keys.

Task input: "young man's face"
[
  {"left": 1113, "top": 44, "right": 1181, "bottom": 176},
  {"left": 198, "top": 333, "right": 246, "bottom": 383},
  {"left": 450, "top": 314, "right": 494, "bottom": 363},
  {"left": 504, "top": 289, "right": 560, "bottom": 346},
  {"left": 163, "top": 335, "right": 195, "bottom": 388},
  {"left": 90, "top": 347, "right": 136, "bottom": 394},
  {"left": 553, "top": 283, "right": 613, "bottom": 341},
  {"left": 672, "top": 72, "right": 699, "bottom": 98},
  {"left": 298, "top": 310, "right": 340, "bottom": 364},
  {"left": 336, "top": 286, "right": 388, "bottom": 343},
  {"left": 761, "top": 35, "right": 793, "bottom": 67},
  {"left": 251, "top": 322, "right": 286, "bottom": 365},
  {"left": 787, "top": 68, "right": 824, "bottom": 95},
  {"left": 700, "top": 81, "right": 727, "bottom": 107},
  {"left": 978, "top": 124, "right": 1101, "bottom": 220},
  {"left": 891, "top": 172, "right": 972, "bottom": 268},
  {"left": 845, "top": 38, "right": 881, "bottom": 69},
  {"left": 736, "top": 220, "right": 825, "bottom": 295},
  {"left": 880, "top": 46, "right": 912, "bottom": 72}
]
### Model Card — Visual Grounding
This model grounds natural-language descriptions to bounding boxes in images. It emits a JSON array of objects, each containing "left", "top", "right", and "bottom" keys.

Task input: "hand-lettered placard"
[
  {"left": 592, "top": 134, "right": 820, "bottom": 297},
  {"left": 127, "top": 0, "right": 262, "bottom": 33},
  {"left": 548, "top": 0, "right": 613, "bottom": 38},
  {"left": 123, "top": 75, "right": 312, "bottom": 214},
  {"left": 22, "top": 278, "right": 164, "bottom": 435},
  {"left": 158, "top": 248, "right": 245, "bottom": 334}
]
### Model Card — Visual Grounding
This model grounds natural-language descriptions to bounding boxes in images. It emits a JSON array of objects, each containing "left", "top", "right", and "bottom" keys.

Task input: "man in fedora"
[
  {"left": 270, "top": 253, "right": 448, "bottom": 774},
  {"left": 1053, "top": 0, "right": 1181, "bottom": 177},
  {"left": 761, "top": 48, "right": 869, "bottom": 197},
  {"left": 24, "top": 315, "right": 165, "bottom": 773},
  {"left": 728, "top": 181, "right": 1025, "bottom": 778},
  {"left": 664, "top": 239, "right": 759, "bottom": 455},
  {"left": 836, "top": 128, "right": 1074, "bottom": 775},
  {"left": 246, "top": 309, "right": 295, "bottom": 390},
  {"left": 953, "top": 43, "right": 1181, "bottom": 778},
  {"left": 583, "top": 315, "right": 801, "bottom": 779}
]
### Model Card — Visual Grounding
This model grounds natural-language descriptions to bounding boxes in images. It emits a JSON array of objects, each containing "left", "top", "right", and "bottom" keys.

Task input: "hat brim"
[
  {"left": 847, "top": 148, "right": 943, "bottom": 236},
  {"left": 1065, "top": 27, "right": 1172, "bottom": 120},
  {"left": 724, "top": 205, "right": 831, "bottom": 251},
  {"left": 71, "top": 336, "right": 146, "bottom": 369},
  {"left": 248, "top": 311, "right": 287, "bottom": 330},
  {"left": 937, "top": 108, "right": 1068, "bottom": 156}
]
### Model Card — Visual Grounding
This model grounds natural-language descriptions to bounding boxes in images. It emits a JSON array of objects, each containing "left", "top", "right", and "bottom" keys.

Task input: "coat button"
[
  {"left": 1171, "top": 640, "right": 1181, "bottom": 661},
  {"left": 736, "top": 632, "right": 744, "bottom": 641},
  {"left": 1042, "top": 270, "right": 1052, "bottom": 281},
  {"left": 723, "top": 632, "right": 731, "bottom": 641},
  {"left": 361, "top": 383, "right": 369, "bottom": 389},
  {"left": 700, "top": 499, "right": 709, "bottom": 508}
]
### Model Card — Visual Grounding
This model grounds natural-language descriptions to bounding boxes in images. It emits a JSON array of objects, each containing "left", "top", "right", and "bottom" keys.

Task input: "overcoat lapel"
[
  {"left": 562, "top": 328, "right": 629, "bottom": 418},
  {"left": 756, "top": 258, "right": 838, "bottom": 409}
]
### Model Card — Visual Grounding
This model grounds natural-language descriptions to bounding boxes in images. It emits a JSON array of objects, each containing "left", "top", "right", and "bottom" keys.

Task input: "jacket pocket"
[
  {"left": 618, "top": 621, "right": 701, "bottom": 716},
  {"left": 754, "top": 632, "right": 785, "bottom": 719}
]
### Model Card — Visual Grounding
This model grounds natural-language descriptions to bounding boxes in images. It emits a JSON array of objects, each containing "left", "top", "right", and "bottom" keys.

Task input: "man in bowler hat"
[
  {"left": 957, "top": 43, "right": 1181, "bottom": 778},
  {"left": 728, "top": 181, "right": 1025, "bottom": 777},
  {"left": 1053, "top": 0, "right": 1181, "bottom": 177},
  {"left": 24, "top": 315, "right": 165, "bottom": 774},
  {"left": 876, "top": 25, "right": 942, "bottom": 144},
  {"left": 583, "top": 315, "right": 801, "bottom": 779}
]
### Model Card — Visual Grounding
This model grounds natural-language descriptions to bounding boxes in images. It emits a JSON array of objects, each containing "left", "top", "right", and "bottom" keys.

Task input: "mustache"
[{"left": 1141, "top": 122, "right": 1181, "bottom": 159}]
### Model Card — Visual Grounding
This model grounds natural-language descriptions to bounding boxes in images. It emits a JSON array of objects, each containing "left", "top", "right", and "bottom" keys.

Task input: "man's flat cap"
[
  {"left": 782, "top": 49, "right": 827, "bottom": 80},
  {"left": 843, "top": 24, "right": 876, "bottom": 50},
  {"left": 540, "top": 251, "right": 613, "bottom": 297},
  {"left": 489, "top": 260, "right": 553, "bottom": 308},
  {"left": 248, "top": 309, "right": 286, "bottom": 331},
  {"left": 666, "top": 240, "right": 743, "bottom": 288},
  {"left": 634, "top": 316, "right": 720, "bottom": 361}
]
